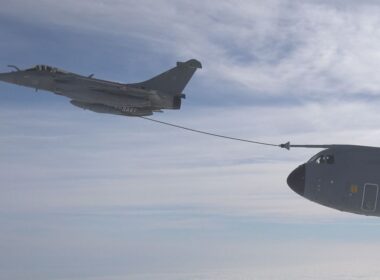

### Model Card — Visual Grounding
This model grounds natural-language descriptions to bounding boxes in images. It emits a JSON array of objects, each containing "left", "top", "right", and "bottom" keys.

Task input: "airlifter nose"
[{"left": 287, "top": 164, "right": 306, "bottom": 196}]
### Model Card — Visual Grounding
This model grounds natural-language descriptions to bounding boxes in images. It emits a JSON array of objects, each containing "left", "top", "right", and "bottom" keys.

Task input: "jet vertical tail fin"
[{"left": 129, "top": 59, "right": 202, "bottom": 95}]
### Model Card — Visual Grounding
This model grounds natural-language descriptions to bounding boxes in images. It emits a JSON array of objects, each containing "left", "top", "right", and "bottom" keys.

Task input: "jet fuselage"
[{"left": 0, "top": 60, "right": 201, "bottom": 116}]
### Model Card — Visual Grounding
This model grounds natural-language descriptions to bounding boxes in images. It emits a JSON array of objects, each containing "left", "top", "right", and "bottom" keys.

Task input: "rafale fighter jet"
[
  {"left": 0, "top": 59, "right": 202, "bottom": 116},
  {"left": 287, "top": 145, "right": 380, "bottom": 217}
]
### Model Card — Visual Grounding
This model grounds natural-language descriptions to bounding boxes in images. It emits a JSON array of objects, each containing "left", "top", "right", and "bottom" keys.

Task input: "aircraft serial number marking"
[{"left": 120, "top": 107, "right": 137, "bottom": 113}]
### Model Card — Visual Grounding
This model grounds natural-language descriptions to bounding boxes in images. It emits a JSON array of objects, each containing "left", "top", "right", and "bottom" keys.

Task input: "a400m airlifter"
[{"left": 0, "top": 59, "right": 202, "bottom": 116}]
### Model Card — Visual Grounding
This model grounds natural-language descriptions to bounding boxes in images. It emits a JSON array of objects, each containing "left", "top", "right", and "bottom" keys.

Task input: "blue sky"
[{"left": 2, "top": 1, "right": 380, "bottom": 279}]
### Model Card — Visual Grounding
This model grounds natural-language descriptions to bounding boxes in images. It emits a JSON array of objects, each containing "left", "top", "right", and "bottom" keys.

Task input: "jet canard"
[
  {"left": 0, "top": 59, "right": 202, "bottom": 116},
  {"left": 287, "top": 145, "right": 380, "bottom": 217}
]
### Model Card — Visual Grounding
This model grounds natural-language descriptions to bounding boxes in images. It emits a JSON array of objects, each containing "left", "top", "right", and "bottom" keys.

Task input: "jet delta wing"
[{"left": 0, "top": 59, "right": 202, "bottom": 116}]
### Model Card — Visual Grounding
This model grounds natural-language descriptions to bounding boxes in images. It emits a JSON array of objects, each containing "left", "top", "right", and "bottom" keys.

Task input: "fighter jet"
[
  {"left": 0, "top": 59, "right": 202, "bottom": 116},
  {"left": 287, "top": 145, "right": 380, "bottom": 217}
]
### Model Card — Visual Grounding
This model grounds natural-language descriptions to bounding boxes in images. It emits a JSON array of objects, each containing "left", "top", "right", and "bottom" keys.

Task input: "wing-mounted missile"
[
  {"left": 70, "top": 100, "right": 153, "bottom": 116},
  {"left": 70, "top": 100, "right": 122, "bottom": 115}
]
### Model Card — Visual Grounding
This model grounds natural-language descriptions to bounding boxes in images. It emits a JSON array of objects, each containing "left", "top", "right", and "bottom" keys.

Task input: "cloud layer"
[
  {"left": 3, "top": 0, "right": 380, "bottom": 99},
  {"left": 2, "top": 0, "right": 380, "bottom": 279}
]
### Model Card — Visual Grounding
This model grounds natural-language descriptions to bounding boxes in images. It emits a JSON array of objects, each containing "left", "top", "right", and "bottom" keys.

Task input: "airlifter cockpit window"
[{"left": 315, "top": 155, "right": 335, "bottom": 165}]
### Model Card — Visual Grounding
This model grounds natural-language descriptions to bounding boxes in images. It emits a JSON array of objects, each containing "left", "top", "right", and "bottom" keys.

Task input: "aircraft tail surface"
[{"left": 130, "top": 59, "right": 202, "bottom": 95}]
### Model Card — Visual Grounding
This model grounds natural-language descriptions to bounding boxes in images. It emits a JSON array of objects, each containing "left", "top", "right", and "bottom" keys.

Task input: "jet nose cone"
[
  {"left": 0, "top": 73, "right": 13, "bottom": 82},
  {"left": 0, "top": 71, "right": 18, "bottom": 83},
  {"left": 287, "top": 164, "right": 306, "bottom": 196}
]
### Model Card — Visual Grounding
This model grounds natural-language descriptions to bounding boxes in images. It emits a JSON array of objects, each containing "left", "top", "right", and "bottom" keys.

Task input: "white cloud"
[{"left": 3, "top": 0, "right": 380, "bottom": 98}]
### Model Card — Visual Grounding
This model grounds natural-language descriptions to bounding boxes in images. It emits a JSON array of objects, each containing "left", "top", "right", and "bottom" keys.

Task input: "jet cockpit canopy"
[{"left": 26, "top": 65, "right": 68, "bottom": 74}]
